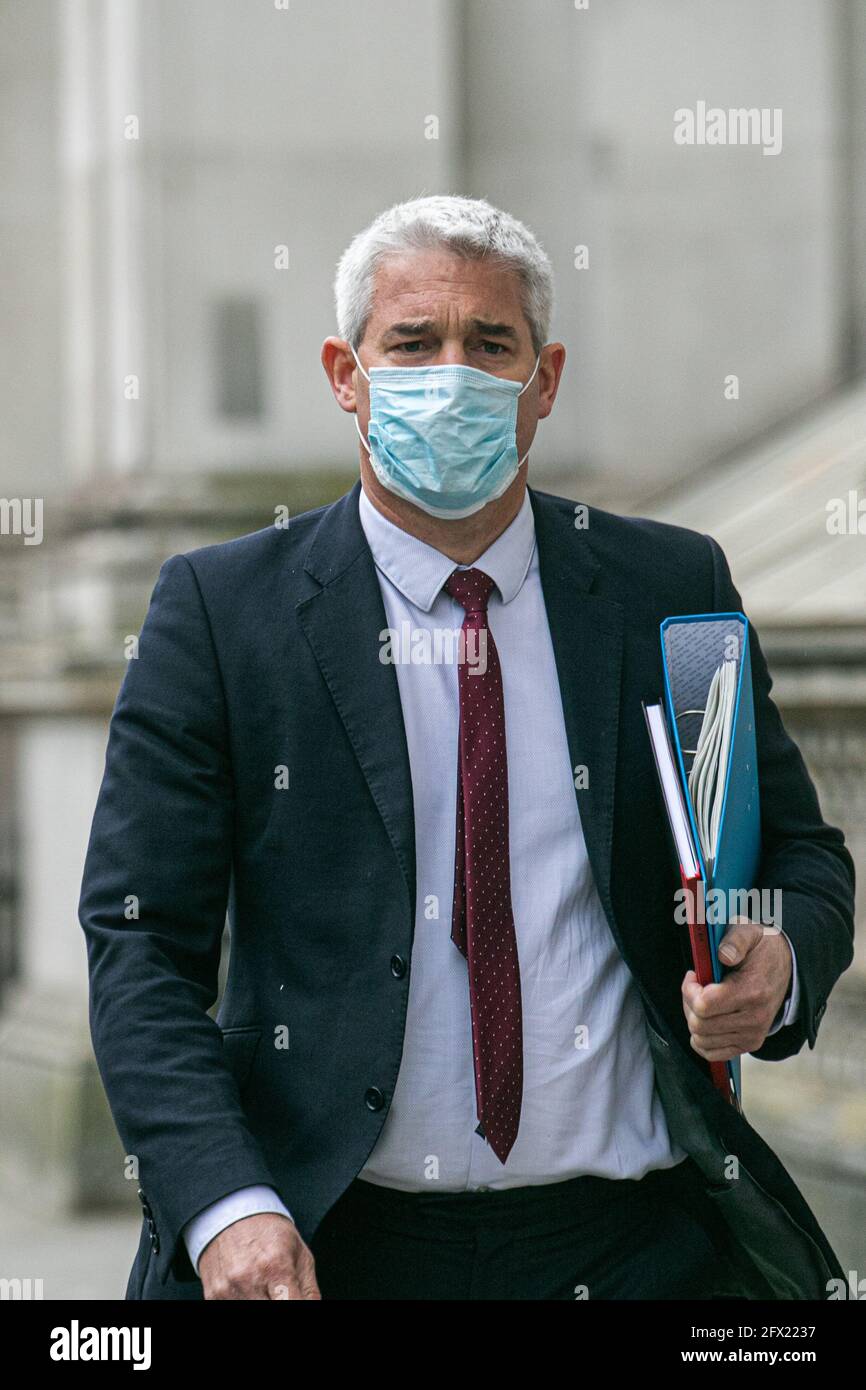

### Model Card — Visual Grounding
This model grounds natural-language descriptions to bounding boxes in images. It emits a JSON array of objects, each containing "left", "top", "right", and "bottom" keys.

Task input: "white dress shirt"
[{"left": 183, "top": 487, "right": 799, "bottom": 1272}]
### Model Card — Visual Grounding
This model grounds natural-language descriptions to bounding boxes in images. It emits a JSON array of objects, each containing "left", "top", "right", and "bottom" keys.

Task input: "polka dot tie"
[{"left": 444, "top": 567, "right": 523, "bottom": 1164}]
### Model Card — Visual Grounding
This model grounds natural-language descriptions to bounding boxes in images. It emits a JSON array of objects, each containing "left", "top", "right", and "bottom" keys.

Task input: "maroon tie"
[{"left": 445, "top": 567, "right": 523, "bottom": 1163}]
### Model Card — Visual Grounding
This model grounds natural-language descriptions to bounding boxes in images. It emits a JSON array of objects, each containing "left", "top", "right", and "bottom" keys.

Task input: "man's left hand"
[{"left": 681, "top": 918, "right": 793, "bottom": 1061}]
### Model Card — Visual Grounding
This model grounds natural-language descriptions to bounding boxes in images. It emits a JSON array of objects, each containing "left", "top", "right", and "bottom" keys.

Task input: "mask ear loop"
[
  {"left": 351, "top": 344, "right": 370, "bottom": 383},
  {"left": 354, "top": 414, "right": 371, "bottom": 455},
  {"left": 351, "top": 345, "right": 373, "bottom": 453},
  {"left": 515, "top": 353, "right": 541, "bottom": 466},
  {"left": 518, "top": 352, "right": 542, "bottom": 396}
]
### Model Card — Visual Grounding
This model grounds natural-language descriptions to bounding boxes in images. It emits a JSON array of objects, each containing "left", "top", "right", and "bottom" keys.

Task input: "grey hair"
[{"left": 334, "top": 194, "right": 554, "bottom": 358}]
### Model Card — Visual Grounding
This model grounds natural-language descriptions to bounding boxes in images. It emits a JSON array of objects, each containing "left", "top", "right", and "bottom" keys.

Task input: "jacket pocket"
[{"left": 219, "top": 1025, "right": 262, "bottom": 1096}]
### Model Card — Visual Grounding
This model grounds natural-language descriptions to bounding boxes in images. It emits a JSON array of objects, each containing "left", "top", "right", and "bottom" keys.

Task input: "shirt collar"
[{"left": 357, "top": 487, "right": 537, "bottom": 613}]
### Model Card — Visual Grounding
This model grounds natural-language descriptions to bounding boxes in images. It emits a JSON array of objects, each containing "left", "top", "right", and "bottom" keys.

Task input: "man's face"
[
  {"left": 351, "top": 248, "right": 555, "bottom": 469},
  {"left": 322, "top": 245, "right": 564, "bottom": 541}
]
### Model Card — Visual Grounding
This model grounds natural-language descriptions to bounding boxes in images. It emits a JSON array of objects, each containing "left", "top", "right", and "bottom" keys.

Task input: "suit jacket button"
[
  {"left": 390, "top": 954, "right": 406, "bottom": 979},
  {"left": 150, "top": 1232, "right": 160, "bottom": 1254},
  {"left": 365, "top": 1086, "right": 385, "bottom": 1111}
]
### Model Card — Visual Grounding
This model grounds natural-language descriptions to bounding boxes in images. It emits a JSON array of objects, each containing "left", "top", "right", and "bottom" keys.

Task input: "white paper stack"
[{"left": 688, "top": 659, "right": 737, "bottom": 869}]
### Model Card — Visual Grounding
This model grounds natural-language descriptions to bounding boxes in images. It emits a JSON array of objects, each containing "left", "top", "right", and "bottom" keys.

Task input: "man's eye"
[{"left": 392, "top": 340, "right": 506, "bottom": 357}]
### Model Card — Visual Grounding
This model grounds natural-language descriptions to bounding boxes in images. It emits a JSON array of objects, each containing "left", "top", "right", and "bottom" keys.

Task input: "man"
[{"left": 79, "top": 194, "right": 855, "bottom": 1301}]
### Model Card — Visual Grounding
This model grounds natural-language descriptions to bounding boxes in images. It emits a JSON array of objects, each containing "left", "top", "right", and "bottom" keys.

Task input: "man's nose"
[{"left": 434, "top": 335, "right": 471, "bottom": 367}]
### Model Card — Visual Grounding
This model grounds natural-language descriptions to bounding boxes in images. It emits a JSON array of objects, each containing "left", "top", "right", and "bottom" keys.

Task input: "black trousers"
[{"left": 309, "top": 1156, "right": 746, "bottom": 1300}]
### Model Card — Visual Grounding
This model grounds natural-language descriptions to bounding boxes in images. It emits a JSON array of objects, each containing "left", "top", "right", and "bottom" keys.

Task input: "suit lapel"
[
  {"left": 529, "top": 487, "right": 625, "bottom": 950},
  {"left": 296, "top": 482, "right": 416, "bottom": 915}
]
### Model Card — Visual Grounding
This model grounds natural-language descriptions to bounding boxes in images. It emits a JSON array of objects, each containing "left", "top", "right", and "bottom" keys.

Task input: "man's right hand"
[{"left": 198, "top": 1212, "right": 321, "bottom": 1299}]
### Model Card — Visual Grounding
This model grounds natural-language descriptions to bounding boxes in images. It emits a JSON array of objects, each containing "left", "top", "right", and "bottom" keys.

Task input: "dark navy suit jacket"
[{"left": 78, "top": 481, "right": 856, "bottom": 1299}]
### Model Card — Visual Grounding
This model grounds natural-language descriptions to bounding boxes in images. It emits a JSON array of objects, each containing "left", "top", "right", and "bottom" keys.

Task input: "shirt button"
[{"left": 475, "top": 1185, "right": 490, "bottom": 1193}]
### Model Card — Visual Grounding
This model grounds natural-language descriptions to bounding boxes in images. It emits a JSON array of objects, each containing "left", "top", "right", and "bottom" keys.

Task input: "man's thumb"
[{"left": 718, "top": 917, "right": 763, "bottom": 966}]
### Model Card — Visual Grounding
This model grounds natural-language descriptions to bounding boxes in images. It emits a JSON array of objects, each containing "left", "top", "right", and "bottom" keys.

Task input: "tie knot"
[{"left": 444, "top": 567, "right": 495, "bottom": 615}]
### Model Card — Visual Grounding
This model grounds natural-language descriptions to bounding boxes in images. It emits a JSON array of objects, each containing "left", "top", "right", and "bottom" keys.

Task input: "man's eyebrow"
[
  {"left": 382, "top": 321, "right": 437, "bottom": 339},
  {"left": 470, "top": 320, "right": 518, "bottom": 340},
  {"left": 382, "top": 318, "right": 519, "bottom": 341}
]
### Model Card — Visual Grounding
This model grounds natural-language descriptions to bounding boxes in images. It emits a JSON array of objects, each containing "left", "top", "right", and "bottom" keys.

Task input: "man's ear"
[
  {"left": 321, "top": 336, "right": 361, "bottom": 412},
  {"left": 535, "top": 342, "right": 566, "bottom": 420}
]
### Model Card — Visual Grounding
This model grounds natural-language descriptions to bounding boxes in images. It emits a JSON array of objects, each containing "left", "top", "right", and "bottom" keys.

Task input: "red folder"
[
  {"left": 680, "top": 871, "right": 734, "bottom": 1104},
  {"left": 643, "top": 698, "right": 738, "bottom": 1108}
]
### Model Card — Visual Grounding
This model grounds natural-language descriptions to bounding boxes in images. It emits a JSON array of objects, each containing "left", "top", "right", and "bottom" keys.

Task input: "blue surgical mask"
[{"left": 352, "top": 346, "right": 540, "bottom": 519}]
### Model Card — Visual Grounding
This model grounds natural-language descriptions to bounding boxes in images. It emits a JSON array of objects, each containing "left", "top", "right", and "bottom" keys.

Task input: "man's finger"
[
  {"left": 688, "top": 1019, "right": 756, "bottom": 1045},
  {"left": 717, "top": 918, "right": 764, "bottom": 966},
  {"left": 691, "top": 1036, "right": 750, "bottom": 1062},
  {"left": 268, "top": 1276, "right": 303, "bottom": 1300},
  {"left": 684, "top": 1004, "right": 759, "bottom": 1037},
  {"left": 682, "top": 975, "right": 754, "bottom": 1020},
  {"left": 268, "top": 1264, "right": 322, "bottom": 1300}
]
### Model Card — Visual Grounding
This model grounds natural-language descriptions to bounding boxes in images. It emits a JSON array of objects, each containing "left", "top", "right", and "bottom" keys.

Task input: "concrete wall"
[
  {"left": 0, "top": 0, "right": 850, "bottom": 501},
  {"left": 0, "top": 3, "right": 62, "bottom": 498}
]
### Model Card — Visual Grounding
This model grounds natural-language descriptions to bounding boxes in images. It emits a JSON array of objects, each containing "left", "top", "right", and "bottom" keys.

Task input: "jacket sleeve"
[
  {"left": 78, "top": 553, "right": 279, "bottom": 1286},
  {"left": 705, "top": 533, "right": 856, "bottom": 1061}
]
